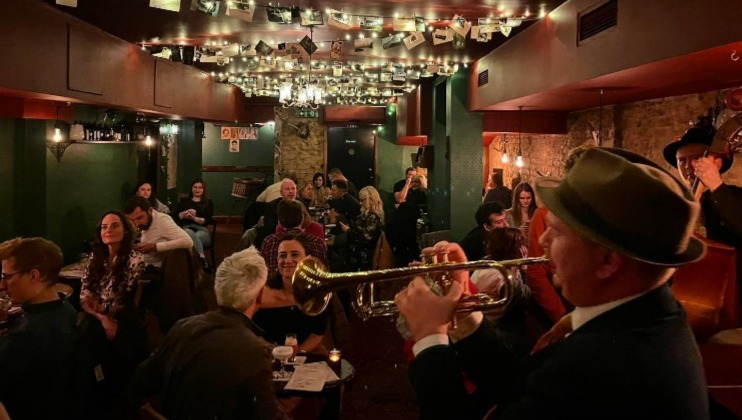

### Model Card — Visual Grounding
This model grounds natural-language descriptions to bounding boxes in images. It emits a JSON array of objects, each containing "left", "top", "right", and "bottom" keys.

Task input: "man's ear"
[
  {"left": 595, "top": 250, "right": 621, "bottom": 280},
  {"left": 711, "top": 156, "right": 724, "bottom": 170}
]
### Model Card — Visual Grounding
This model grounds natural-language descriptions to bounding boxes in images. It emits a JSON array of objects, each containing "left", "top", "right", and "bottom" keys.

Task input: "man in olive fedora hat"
[
  {"left": 395, "top": 148, "right": 709, "bottom": 419},
  {"left": 663, "top": 122, "right": 742, "bottom": 256}
]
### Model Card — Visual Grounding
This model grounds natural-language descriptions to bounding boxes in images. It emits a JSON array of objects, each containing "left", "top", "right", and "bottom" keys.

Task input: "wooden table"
[{"left": 700, "top": 343, "right": 742, "bottom": 417}]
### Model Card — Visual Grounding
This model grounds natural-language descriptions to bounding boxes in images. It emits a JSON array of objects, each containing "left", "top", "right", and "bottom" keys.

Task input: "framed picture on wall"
[{"left": 229, "top": 139, "right": 240, "bottom": 152}]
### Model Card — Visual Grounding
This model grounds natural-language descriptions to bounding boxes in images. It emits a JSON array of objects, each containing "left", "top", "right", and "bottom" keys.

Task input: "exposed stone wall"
[
  {"left": 488, "top": 90, "right": 742, "bottom": 190},
  {"left": 273, "top": 107, "right": 326, "bottom": 186}
]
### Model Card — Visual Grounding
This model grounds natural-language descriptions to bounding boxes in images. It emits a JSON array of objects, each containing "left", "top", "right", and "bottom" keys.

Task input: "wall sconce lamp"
[{"left": 46, "top": 103, "right": 73, "bottom": 163}]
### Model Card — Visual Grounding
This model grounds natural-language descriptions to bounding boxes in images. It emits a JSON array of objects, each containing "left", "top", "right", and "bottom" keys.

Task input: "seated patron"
[
  {"left": 129, "top": 247, "right": 278, "bottom": 419},
  {"left": 311, "top": 172, "right": 331, "bottom": 207},
  {"left": 254, "top": 233, "right": 328, "bottom": 354},
  {"left": 459, "top": 201, "right": 509, "bottom": 261},
  {"left": 0, "top": 237, "right": 77, "bottom": 419},
  {"left": 275, "top": 201, "right": 324, "bottom": 241},
  {"left": 327, "top": 179, "right": 361, "bottom": 227},
  {"left": 134, "top": 181, "right": 170, "bottom": 214},
  {"left": 505, "top": 182, "right": 537, "bottom": 241},
  {"left": 396, "top": 148, "right": 709, "bottom": 419},
  {"left": 328, "top": 168, "right": 358, "bottom": 199},
  {"left": 261, "top": 200, "right": 328, "bottom": 280},
  {"left": 78, "top": 211, "right": 149, "bottom": 413},
  {"left": 175, "top": 178, "right": 215, "bottom": 271},
  {"left": 255, "top": 171, "right": 298, "bottom": 203},
  {"left": 123, "top": 196, "right": 193, "bottom": 267},
  {"left": 258, "top": 178, "right": 298, "bottom": 248},
  {"left": 297, "top": 181, "right": 315, "bottom": 209}
]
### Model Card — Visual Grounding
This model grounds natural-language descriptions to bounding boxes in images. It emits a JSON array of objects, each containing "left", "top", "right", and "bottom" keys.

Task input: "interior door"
[{"left": 326, "top": 127, "right": 376, "bottom": 189}]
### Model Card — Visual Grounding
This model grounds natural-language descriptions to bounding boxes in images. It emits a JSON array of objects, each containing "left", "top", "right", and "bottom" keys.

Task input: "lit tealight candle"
[{"left": 329, "top": 348, "right": 341, "bottom": 363}]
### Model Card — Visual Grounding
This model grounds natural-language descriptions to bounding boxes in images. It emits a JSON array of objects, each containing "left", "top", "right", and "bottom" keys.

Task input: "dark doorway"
[{"left": 327, "top": 127, "right": 376, "bottom": 189}]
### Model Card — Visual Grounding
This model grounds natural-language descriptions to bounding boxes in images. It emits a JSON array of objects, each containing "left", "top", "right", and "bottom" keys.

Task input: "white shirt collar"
[{"left": 571, "top": 284, "right": 661, "bottom": 332}]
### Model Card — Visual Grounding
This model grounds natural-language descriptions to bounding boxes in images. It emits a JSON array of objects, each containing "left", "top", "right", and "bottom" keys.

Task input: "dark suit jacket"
[
  {"left": 129, "top": 307, "right": 278, "bottom": 420},
  {"left": 409, "top": 285, "right": 709, "bottom": 420}
]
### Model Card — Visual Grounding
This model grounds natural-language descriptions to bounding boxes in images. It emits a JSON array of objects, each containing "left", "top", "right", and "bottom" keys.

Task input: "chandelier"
[{"left": 279, "top": 26, "right": 325, "bottom": 109}]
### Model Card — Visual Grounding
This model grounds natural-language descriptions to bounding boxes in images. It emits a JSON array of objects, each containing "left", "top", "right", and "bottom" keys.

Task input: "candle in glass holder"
[{"left": 328, "top": 348, "right": 341, "bottom": 374}]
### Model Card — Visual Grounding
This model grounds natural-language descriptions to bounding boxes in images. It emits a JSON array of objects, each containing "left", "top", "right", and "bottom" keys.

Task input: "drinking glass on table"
[
  {"left": 285, "top": 333, "right": 298, "bottom": 362},
  {"left": 272, "top": 345, "right": 294, "bottom": 379}
]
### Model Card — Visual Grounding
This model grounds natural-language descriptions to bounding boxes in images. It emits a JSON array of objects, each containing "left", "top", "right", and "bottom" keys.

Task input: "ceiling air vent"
[
  {"left": 478, "top": 69, "right": 489, "bottom": 87},
  {"left": 578, "top": 0, "right": 617, "bottom": 43}
]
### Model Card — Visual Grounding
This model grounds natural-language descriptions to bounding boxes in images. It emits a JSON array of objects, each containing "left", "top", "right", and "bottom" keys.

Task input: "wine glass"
[{"left": 272, "top": 345, "right": 294, "bottom": 379}]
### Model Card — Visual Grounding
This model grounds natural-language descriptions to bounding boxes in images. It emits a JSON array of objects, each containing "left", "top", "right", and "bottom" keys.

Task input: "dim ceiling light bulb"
[
  {"left": 515, "top": 155, "right": 524, "bottom": 168},
  {"left": 53, "top": 127, "right": 62, "bottom": 142},
  {"left": 145, "top": 135, "right": 154, "bottom": 146},
  {"left": 501, "top": 152, "right": 509, "bottom": 164}
]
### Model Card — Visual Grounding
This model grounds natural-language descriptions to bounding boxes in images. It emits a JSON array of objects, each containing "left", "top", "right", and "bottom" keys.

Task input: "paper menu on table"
[{"left": 283, "top": 362, "right": 340, "bottom": 392}]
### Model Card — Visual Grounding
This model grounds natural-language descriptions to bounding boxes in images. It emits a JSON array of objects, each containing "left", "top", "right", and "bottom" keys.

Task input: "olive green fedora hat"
[{"left": 536, "top": 148, "right": 706, "bottom": 266}]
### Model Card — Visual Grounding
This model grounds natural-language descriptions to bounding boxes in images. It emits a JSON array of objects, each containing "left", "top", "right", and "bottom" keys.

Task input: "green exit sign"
[{"left": 295, "top": 108, "right": 320, "bottom": 119}]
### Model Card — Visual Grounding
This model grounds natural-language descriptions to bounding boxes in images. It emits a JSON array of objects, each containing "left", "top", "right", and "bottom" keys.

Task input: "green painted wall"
[
  {"left": 1, "top": 113, "right": 201, "bottom": 263},
  {"left": 425, "top": 71, "right": 483, "bottom": 240},
  {"left": 201, "top": 122, "right": 275, "bottom": 215},
  {"left": 448, "top": 70, "right": 483, "bottom": 240},
  {"left": 427, "top": 80, "right": 451, "bottom": 234},
  {"left": 377, "top": 105, "right": 418, "bottom": 222},
  {"left": 46, "top": 139, "right": 141, "bottom": 262},
  {"left": 0, "top": 120, "right": 17, "bottom": 240}
]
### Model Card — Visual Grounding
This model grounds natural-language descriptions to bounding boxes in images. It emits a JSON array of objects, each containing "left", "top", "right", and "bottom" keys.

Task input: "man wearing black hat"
[
  {"left": 662, "top": 123, "right": 742, "bottom": 252},
  {"left": 395, "top": 148, "right": 709, "bottom": 420}
]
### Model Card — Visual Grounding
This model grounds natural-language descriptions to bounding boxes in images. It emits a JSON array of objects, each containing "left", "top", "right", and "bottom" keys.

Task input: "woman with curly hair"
[
  {"left": 310, "top": 172, "right": 330, "bottom": 207},
  {"left": 78, "top": 210, "right": 148, "bottom": 414}
]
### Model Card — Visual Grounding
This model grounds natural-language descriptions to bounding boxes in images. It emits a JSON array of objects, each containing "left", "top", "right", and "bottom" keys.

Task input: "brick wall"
[
  {"left": 273, "top": 107, "right": 325, "bottom": 186},
  {"left": 489, "top": 90, "right": 742, "bottom": 190}
]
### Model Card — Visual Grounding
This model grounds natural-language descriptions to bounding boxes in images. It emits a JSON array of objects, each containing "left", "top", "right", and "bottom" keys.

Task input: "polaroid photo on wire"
[
  {"left": 449, "top": 14, "right": 471, "bottom": 37},
  {"left": 190, "top": 0, "right": 219, "bottom": 16},
  {"left": 359, "top": 16, "right": 383, "bottom": 31},
  {"left": 266, "top": 6, "right": 292, "bottom": 23},
  {"left": 301, "top": 10, "right": 324, "bottom": 27},
  {"left": 403, "top": 32, "right": 425, "bottom": 50},
  {"left": 226, "top": 2, "right": 254, "bottom": 21},
  {"left": 432, "top": 28, "right": 453, "bottom": 45},
  {"left": 327, "top": 9, "right": 351, "bottom": 29}
]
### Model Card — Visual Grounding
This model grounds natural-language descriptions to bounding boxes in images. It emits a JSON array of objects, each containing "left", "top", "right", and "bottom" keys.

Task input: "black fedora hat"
[
  {"left": 536, "top": 148, "right": 706, "bottom": 266},
  {"left": 662, "top": 125, "right": 733, "bottom": 173}
]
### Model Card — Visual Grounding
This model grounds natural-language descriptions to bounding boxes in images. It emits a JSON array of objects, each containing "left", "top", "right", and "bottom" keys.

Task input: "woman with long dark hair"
[
  {"left": 254, "top": 233, "right": 328, "bottom": 354},
  {"left": 175, "top": 178, "right": 215, "bottom": 270},
  {"left": 505, "top": 182, "right": 537, "bottom": 240},
  {"left": 78, "top": 210, "right": 148, "bottom": 413},
  {"left": 311, "top": 172, "right": 330, "bottom": 207},
  {"left": 134, "top": 181, "right": 169, "bottom": 214}
]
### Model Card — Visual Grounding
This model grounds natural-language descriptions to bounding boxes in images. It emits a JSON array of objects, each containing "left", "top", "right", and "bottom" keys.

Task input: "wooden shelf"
[{"left": 73, "top": 140, "right": 142, "bottom": 144}]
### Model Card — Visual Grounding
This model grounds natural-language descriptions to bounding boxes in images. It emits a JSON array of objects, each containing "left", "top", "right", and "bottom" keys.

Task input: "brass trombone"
[{"left": 291, "top": 256, "right": 549, "bottom": 318}]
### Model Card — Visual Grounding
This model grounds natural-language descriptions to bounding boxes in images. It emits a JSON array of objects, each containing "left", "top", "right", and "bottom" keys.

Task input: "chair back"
[
  {"left": 372, "top": 231, "right": 395, "bottom": 270},
  {"left": 671, "top": 236, "right": 739, "bottom": 342}
]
